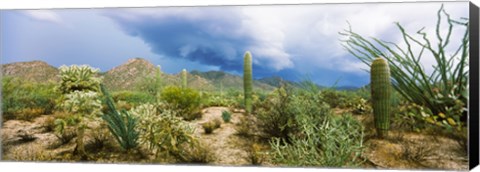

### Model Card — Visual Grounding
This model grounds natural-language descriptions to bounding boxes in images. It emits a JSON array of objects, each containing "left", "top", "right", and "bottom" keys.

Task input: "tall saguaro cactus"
[
  {"left": 182, "top": 69, "right": 187, "bottom": 89},
  {"left": 243, "top": 51, "right": 253, "bottom": 114},
  {"left": 371, "top": 57, "right": 392, "bottom": 138}
]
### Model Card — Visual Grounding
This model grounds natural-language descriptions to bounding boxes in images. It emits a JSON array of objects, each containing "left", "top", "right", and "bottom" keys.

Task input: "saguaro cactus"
[
  {"left": 243, "top": 51, "right": 253, "bottom": 114},
  {"left": 371, "top": 57, "right": 392, "bottom": 138},
  {"left": 182, "top": 69, "right": 187, "bottom": 88},
  {"left": 155, "top": 65, "right": 163, "bottom": 96}
]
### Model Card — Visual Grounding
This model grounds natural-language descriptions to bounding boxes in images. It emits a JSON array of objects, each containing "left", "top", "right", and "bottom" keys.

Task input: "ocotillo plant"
[
  {"left": 182, "top": 69, "right": 187, "bottom": 89},
  {"left": 371, "top": 57, "right": 391, "bottom": 138},
  {"left": 243, "top": 51, "right": 253, "bottom": 114}
]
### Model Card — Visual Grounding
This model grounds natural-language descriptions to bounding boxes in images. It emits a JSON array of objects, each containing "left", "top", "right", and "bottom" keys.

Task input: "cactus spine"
[
  {"left": 182, "top": 69, "right": 187, "bottom": 88},
  {"left": 371, "top": 57, "right": 392, "bottom": 138},
  {"left": 243, "top": 51, "right": 253, "bottom": 114}
]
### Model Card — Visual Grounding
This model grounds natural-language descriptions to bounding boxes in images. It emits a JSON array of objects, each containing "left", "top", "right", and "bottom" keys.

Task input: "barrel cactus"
[
  {"left": 182, "top": 69, "right": 187, "bottom": 88},
  {"left": 243, "top": 51, "right": 253, "bottom": 114},
  {"left": 371, "top": 57, "right": 392, "bottom": 138}
]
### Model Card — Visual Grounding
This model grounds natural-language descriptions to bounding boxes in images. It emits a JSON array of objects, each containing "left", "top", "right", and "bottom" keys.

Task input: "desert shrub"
[
  {"left": 270, "top": 113, "right": 364, "bottom": 167},
  {"left": 111, "top": 91, "right": 156, "bottom": 106},
  {"left": 202, "top": 122, "right": 215, "bottom": 134},
  {"left": 177, "top": 141, "right": 216, "bottom": 164},
  {"left": 202, "top": 119, "right": 222, "bottom": 134},
  {"left": 101, "top": 85, "right": 139, "bottom": 151},
  {"left": 224, "top": 89, "right": 244, "bottom": 109},
  {"left": 320, "top": 89, "right": 349, "bottom": 108},
  {"left": 392, "top": 102, "right": 430, "bottom": 132},
  {"left": 5, "top": 144, "right": 55, "bottom": 161},
  {"left": 349, "top": 97, "right": 371, "bottom": 115},
  {"left": 85, "top": 123, "right": 112, "bottom": 151},
  {"left": 342, "top": 6, "right": 469, "bottom": 129},
  {"left": 53, "top": 119, "right": 77, "bottom": 145},
  {"left": 247, "top": 143, "right": 267, "bottom": 165},
  {"left": 161, "top": 86, "right": 202, "bottom": 121},
  {"left": 257, "top": 85, "right": 330, "bottom": 141},
  {"left": 221, "top": 110, "right": 232, "bottom": 123},
  {"left": 2, "top": 77, "right": 59, "bottom": 121},
  {"left": 235, "top": 115, "right": 256, "bottom": 137},
  {"left": 202, "top": 92, "right": 235, "bottom": 107},
  {"left": 129, "top": 103, "right": 197, "bottom": 160},
  {"left": 256, "top": 86, "right": 299, "bottom": 140}
]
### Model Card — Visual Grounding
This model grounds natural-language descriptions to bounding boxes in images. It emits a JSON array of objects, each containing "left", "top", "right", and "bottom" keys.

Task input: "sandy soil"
[{"left": 191, "top": 107, "right": 252, "bottom": 166}]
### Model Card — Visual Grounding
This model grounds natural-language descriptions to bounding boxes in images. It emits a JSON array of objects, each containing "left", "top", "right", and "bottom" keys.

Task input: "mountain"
[
  {"left": 1, "top": 60, "right": 59, "bottom": 83},
  {"left": 1, "top": 58, "right": 356, "bottom": 92},
  {"left": 102, "top": 58, "right": 216, "bottom": 91},
  {"left": 190, "top": 70, "right": 276, "bottom": 92},
  {"left": 102, "top": 58, "right": 158, "bottom": 91}
]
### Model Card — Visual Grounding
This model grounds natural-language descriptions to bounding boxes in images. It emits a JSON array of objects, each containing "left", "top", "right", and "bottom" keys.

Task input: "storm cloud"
[{"left": 1, "top": 2, "right": 468, "bottom": 87}]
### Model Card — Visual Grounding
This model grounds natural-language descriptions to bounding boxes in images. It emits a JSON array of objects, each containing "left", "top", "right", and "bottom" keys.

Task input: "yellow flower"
[
  {"left": 425, "top": 117, "right": 435, "bottom": 124},
  {"left": 447, "top": 118, "right": 456, "bottom": 126},
  {"left": 438, "top": 112, "right": 446, "bottom": 118}
]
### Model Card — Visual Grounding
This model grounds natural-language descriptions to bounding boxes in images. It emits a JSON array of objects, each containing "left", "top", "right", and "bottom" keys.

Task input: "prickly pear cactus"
[
  {"left": 182, "top": 69, "right": 187, "bottom": 88},
  {"left": 371, "top": 57, "right": 391, "bottom": 138},
  {"left": 244, "top": 51, "right": 253, "bottom": 114}
]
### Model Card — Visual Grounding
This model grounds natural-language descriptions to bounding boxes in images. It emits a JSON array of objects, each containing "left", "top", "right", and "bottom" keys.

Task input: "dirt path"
[{"left": 191, "top": 107, "right": 252, "bottom": 166}]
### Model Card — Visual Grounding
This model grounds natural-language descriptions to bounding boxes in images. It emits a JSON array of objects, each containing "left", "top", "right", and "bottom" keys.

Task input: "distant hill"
[
  {"left": 1, "top": 61, "right": 59, "bottom": 83},
  {"left": 102, "top": 58, "right": 159, "bottom": 91},
  {"left": 1, "top": 58, "right": 359, "bottom": 92},
  {"left": 190, "top": 70, "right": 276, "bottom": 92}
]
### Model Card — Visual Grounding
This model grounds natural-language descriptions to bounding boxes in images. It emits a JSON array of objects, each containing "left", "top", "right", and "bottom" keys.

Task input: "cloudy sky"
[{"left": 0, "top": 2, "right": 468, "bottom": 87}]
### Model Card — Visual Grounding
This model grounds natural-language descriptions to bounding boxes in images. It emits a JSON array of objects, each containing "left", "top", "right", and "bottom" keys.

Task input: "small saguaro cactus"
[
  {"left": 244, "top": 51, "right": 253, "bottom": 114},
  {"left": 182, "top": 69, "right": 187, "bottom": 88},
  {"left": 155, "top": 65, "right": 163, "bottom": 96},
  {"left": 370, "top": 57, "right": 392, "bottom": 138}
]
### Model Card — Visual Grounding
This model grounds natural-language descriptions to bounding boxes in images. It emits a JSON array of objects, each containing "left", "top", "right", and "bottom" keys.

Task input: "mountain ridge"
[{"left": 1, "top": 58, "right": 359, "bottom": 91}]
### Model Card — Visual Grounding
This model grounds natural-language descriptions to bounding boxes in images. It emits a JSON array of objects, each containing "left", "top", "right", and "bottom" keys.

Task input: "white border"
[{"left": 0, "top": 0, "right": 473, "bottom": 9}]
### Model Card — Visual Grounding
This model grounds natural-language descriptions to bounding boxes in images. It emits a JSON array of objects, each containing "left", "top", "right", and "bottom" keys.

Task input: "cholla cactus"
[
  {"left": 243, "top": 51, "right": 253, "bottom": 114},
  {"left": 58, "top": 64, "right": 102, "bottom": 158},
  {"left": 60, "top": 90, "right": 102, "bottom": 117},
  {"left": 129, "top": 103, "right": 196, "bottom": 156},
  {"left": 58, "top": 65, "right": 101, "bottom": 94},
  {"left": 371, "top": 57, "right": 392, "bottom": 138}
]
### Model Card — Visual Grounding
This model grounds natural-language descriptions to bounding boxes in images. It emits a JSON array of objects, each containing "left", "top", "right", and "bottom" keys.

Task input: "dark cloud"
[{"left": 104, "top": 8, "right": 270, "bottom": 74}]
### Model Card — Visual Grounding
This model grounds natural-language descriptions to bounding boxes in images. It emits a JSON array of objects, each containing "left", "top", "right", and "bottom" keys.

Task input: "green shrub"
[
  {"left": 161, "top": 86, "right": 202, "bottom": 121},
  {"left": 270, "top": 113, "right": 364, "bottom": 167},
  {"left": 221, "top": 110, "right": 232, "bottom": 123},
  {"left": 350, "top": 97, "right": 371, "bottom": 115},
  {"left": 256, "top": 86, "right": 300, "bottom": 141},
  {"left": 129, "top": 103, "right": 197, "bottom": 159},
  {"left": 202, "top": 93, "right": 235, "bottom": 107},
  {"left": 202, "top": 121, "right": 217, "bottom": 134},
  {"left": 320, "top": 89, "right": 349, "bottom": 108},
  {"left": 2, "top": 77, "right": 59, "bottom": 121},
  {"left": 111, "top": 91, "right": 156, "bottom": 105}
]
